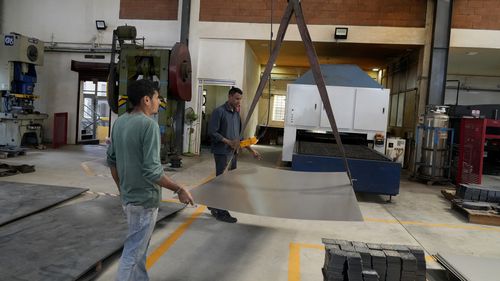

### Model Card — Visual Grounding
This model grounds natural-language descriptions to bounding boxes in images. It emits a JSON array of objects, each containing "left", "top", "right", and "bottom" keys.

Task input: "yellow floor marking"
[
  {"left": 80, "top": 162, "right": 95, "bottom": 176},
  {"left": 288, "top": 242, "right": 436, "bottom": 281},
  {"left": 364, "top": 217, "right": 500, "bottom": 232},
  {"left": 146, "top": 205, "right": 207, "bottom": 269},
  {"left": 288, "top": 243, "right": 301, "bottom": 281}
]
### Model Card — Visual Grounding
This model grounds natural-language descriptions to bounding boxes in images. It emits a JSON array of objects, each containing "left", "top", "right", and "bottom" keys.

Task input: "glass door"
[{"left": 79, "top": 81, "right": 110, "bottom": 143}]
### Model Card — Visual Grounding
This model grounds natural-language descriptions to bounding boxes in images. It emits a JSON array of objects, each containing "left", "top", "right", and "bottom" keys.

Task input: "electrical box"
[{"left": 386, "top": 137, "right": 406, "bottom": 166}]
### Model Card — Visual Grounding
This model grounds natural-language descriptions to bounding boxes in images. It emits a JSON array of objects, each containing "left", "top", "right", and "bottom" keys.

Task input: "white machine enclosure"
[{"left": 282, "top": 84, "right": 390, "bottom": 161}]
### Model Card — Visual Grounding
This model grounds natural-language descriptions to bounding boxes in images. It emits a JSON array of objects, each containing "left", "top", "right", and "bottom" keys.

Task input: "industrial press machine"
[
  {"left": 0, "top": 33, "right": 48, "bottom": 148},
  {"left": 107, "top": 25, "right": 192, "bottom": 165}
]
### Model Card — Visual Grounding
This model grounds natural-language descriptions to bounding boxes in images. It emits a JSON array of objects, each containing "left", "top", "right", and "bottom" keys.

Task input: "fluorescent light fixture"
[
  {"left": 372, "top": 68, "right": 380, "bottom": 72},
  {"left": 334, "top": 27, "right": 348, "bottom": 39},
  {"left": 96, "top": 20, "right": 107, "bottom": 30}
]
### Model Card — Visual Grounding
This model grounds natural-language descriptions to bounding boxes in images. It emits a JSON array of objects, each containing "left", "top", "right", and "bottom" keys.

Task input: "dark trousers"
[
  {"left": 209, "top": 153, "right": 237, "bottom": 214},
  {"left": 214, "top": 153, "right": 237, "bottom": 176}
]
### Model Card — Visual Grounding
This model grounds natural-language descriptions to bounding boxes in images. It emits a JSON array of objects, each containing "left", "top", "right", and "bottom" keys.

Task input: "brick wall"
[
  {"left": 200, "top": 0, "right": 427, "bottom": 27},
  {"left": 120, "top": 0, "right": 178, "bottom": 20},
  {"left": 452, "top": 0, "right": 500, "bottom": 29}
]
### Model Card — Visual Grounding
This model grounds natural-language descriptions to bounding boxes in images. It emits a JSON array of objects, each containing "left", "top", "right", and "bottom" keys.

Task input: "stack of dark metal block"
[
  {"left": 457, "top": 184, "right": 500, "bottom": 203},
  {"left": 322, "top": 239, "right": 426, "bottom": 281},
  {"left": 456, "top": 184, "right": 500, "bottom": 213}
]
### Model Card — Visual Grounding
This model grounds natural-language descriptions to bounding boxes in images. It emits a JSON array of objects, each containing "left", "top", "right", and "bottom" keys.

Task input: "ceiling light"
[
  {"left": 372, "top": 68, "right": 380, "bottom": 72},
  {"left": 273, "top": 63, "right": 277, "bottom": 67},
  {"left": 466, "top": 51, "right": 479, "bottom": 56}
]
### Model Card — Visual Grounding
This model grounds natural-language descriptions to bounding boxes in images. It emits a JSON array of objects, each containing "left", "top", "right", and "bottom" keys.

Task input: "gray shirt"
[{"left": 209, "top": 102, "right": 241, "bottom": 155}]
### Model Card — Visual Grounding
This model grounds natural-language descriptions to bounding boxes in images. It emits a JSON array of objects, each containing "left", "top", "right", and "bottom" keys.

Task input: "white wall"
[
  {"left": 2, "top": 0, "right": 181, "bottom": 144},
  {"left": 38, "top": 53, "right": 79, "bottom": 144},
  {"left": 242, "top": 41, "right": 260, "bottom": 138},
  {"left": 2, "top": 0, "right": 180, "bottom": 46}
]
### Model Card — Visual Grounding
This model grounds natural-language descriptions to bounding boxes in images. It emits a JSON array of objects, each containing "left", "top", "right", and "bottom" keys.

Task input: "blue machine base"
[{"left": 292, "top": 154, "right": 401, "bottom": 196}]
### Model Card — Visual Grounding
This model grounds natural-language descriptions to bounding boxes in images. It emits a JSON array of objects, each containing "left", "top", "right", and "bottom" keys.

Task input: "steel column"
[{"left": 427, "top": 0, "right": 453, "bottom": 106}]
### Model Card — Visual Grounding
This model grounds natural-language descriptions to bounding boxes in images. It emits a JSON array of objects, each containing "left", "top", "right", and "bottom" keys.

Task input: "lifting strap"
[{"left": 233, "top": 0, "right": 353, "bottom": 184}]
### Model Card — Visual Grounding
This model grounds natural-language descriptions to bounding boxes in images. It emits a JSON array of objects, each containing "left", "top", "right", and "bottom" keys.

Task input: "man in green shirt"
[{"left": 107, "top": 79, "right": 193, "bottom": 281}]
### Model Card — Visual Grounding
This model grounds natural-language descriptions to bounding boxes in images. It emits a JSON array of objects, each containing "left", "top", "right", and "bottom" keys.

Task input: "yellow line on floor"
[
  {"left": 288, "top": 242, "right": 436, "bottom": 281},
  {"left": 364, "top": 217, "right": 500, "bottom": 232},
  {"left": 80, "top": 162, "right": 95, "bottom": 176},
  {"left": 146, "top": 205, "right": 207, "bottom": 269},
  {"left": 288, "top": 243, "right": 301, "bottom": 281}
]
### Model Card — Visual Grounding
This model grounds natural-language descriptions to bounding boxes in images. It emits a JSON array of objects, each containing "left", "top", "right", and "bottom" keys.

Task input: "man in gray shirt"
[
  {"left": 107, "top": 79, "right": 194, "bottom": 280},
  {"left": 208, "top": 87, "right": 260, "bottom": 223}
]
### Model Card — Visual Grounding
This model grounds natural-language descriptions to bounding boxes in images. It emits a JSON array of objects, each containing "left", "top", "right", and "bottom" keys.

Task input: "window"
[{"left": 272, "top": 95, "right": 286, "bottom": 122}]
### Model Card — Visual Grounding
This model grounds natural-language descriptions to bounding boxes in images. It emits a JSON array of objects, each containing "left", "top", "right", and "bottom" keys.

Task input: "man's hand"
[
  {"left": 178, "top": 188, "right": 194, "bottom": 205},
  {"left": 246, "top": 147, "right": 262, "bottom": 160},
  {"left": 224, "top": 138, "right": 240, "bottom": 150},
  {"left": 252, "top": 150, "right": 262, "bottom": 160}
]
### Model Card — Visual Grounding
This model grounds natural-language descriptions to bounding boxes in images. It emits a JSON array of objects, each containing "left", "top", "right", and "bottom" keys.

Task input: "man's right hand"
[
  {"left": 178, "top": 188, "right": 195, "bottom": 205},
  {"left": 224, "top": 138, "right": 240, "bottom": 150}
]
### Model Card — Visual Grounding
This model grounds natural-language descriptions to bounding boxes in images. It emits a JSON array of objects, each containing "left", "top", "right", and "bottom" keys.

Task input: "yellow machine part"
[
  {"left": 11, "top": 93, "right": 38, "bottom": 99},
  {"left": 240, "top": 136, "right": 258, "bottom": 148}
]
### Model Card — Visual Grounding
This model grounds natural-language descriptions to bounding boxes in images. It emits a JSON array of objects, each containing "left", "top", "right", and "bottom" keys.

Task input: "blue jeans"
[{"left": 117, "top": 204, "right": 158, "bottom": 281}]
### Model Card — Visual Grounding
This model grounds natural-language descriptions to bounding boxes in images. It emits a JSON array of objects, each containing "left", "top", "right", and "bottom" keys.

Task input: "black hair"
[
  {"left": 126, "top": 79, "right": 159, "bottom": 112},
  {"left": 228, "top": 87, "right": 243, "bottom": 96}
]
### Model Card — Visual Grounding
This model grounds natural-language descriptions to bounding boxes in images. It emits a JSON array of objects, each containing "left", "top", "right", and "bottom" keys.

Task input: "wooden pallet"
[
  {"left": 442, "top": 188, "right": 500, "bottom": 226},
  {"left": 451, "top": 201, "right": 500, "bottom": 226}
]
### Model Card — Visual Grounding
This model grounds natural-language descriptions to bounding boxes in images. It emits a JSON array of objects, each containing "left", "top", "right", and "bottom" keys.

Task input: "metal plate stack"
[
  {"left": 462, "top": 201, "right": 492, "bottom": 211},
  {"left": 457, "top": 184, "right": 500, "bottom": 203},
  {"left": 384, "top": 250, "right": 401, "bottom": 281},
  {"left": 370, "top": 250, "right": 387, "bottom": 279},
  {"left": 362, "top": 269, "right": 380, "bottom": 281},
  {"left": 322, "top": 239, "right": 427, "bottom": 281},
  {"left": 436, "top": 253, "right": 500, "bottom": 281},
  {"left": 323, "top": 247, "right": 347, "bottom": 281},
  {"left": 346, "top": 251, "right": 363, "bottom": 281},
  {"left": 0, "top": 197, "right": 185, "bottom": 281},
  {"left": 408, "top": 246, "right": 426, "bottom": 281},
  {"left": 400, "top": 252, "right": 417, "bottom": 281},
  {"left": 0, "top": 181, "right": 87, "bottom": 226}
]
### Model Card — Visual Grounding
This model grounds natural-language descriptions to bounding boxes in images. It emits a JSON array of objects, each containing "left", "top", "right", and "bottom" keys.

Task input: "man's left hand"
[{"left": 252, "top": 150, "right": 262, "bottom": 160}]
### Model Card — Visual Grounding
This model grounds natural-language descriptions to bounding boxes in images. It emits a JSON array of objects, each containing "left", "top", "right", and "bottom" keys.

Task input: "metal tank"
[{"left": 420, "top": 106, "right": 449, "bottom": 177}]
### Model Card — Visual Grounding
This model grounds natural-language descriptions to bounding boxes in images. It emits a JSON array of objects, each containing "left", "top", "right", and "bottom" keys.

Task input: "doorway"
[
  {"left": 78, "top": 80, "right": 110, "bottom": 144},
  {"left": 196, "top": 79, "right": 236, "bottom": 153}
]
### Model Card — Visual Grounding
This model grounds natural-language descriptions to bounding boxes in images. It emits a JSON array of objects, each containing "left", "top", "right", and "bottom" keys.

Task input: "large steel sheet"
[
  {"left": 436, "top": 253, "right": 500, "bottom": 281},
  {"left": 0, "top": 181, "right": 88, "bottom": 226},
  {"left": 191, "top": 166, "right": 363, "bottom": 221},
  {"left": 0, "top": 196, "right": 185, "bottom": 281}
]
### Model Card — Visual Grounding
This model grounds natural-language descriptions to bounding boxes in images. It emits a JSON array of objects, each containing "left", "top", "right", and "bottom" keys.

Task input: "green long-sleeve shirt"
[{"left": 106, "top": 112, "right": 164, "bottom": 208}]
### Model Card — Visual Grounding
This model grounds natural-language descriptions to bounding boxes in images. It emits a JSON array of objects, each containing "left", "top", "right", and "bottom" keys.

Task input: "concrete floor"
[{"left": 1, "top": 144, "right": 500, "bottom": 281}]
